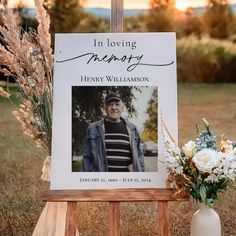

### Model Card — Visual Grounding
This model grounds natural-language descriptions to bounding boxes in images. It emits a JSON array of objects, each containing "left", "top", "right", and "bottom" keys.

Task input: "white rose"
[
  {"left": 192, "top": 149, "right": 219, "bottom": 173},
  {"left": 183, "top": 141, "right": 196, "bottom": 158},
  {"left": 231, "top": 161, "right": 236, "bottom": 169}
]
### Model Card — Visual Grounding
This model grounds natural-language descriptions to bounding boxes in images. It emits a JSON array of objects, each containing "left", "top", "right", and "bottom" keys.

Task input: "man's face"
[{"left": 104, "top": 100, "right": 124, "bottom": 122}]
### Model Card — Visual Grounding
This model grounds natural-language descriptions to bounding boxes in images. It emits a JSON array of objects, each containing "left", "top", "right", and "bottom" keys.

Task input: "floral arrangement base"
[{"left": 190, "top": 203, "right": 221, "bottom": 236}]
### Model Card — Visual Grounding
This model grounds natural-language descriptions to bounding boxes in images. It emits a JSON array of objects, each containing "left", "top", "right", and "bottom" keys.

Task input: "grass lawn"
[{"left": 0, "top": 83, "right": 236, "bottom": 235}]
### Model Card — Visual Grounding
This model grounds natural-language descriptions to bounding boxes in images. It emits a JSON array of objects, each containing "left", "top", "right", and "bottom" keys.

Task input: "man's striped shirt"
[{"left": 104, "top": 120, "right": 133, "bottom": 172}]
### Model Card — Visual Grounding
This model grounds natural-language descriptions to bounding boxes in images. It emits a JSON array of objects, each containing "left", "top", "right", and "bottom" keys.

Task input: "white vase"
[{"left": 190, "top": 203, "right": 221, "bottom": 236}]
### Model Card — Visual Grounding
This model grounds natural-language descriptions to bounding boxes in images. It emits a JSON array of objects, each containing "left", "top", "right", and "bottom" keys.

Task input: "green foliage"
[
  {"left": 190, "top": 178, "right": 231, "bottom": 206},
  {"left": 177, "top": 36, "right": 236, "bottom": 82},
  {"left": 0, "top": 84, "right": 19, "bottom": 105},
  {"left": 72, "top": 160, "right": 83, "bottom": 172},
  {"left": 141, "top": 88, "right": 158, "bottom": 142},
  {"left": 39, "top": 90, "right": 52, "bottom": 144}
]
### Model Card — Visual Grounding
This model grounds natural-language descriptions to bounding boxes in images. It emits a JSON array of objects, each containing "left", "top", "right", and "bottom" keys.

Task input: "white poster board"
[{"left": 51, "top": 33, "right": 177, "bottom": 189}]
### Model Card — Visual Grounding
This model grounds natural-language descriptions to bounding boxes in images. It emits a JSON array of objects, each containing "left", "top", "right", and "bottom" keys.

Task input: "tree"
[
  {"left": 149, "top": 0, "right": 175, "bottom": 8},
  {"left": 44, "top": 0, "right": 109, "bottom": 44},
  {"left": 124, "top": 15, "right": 146, "bottom": 32},
  {"left": 141, "top": 88, "right": 158, "bottom": 142},
  {"left": 72, "top": 87, "right": 140, "bottom": 156},
  {"left": 177, "top": 8, "right": 204, "bottom": 38},
  {"left": 144, "top": 0, "right": 176, "bottom": 32},
  {"left": 204, "top": 0, "right": 234, "bottom": 39},
  {"left": 75, "top": 13, "right": 109, "bottom": 33},
  {"left": 44, "top": 0, "right": 84, "bottom": 34}
]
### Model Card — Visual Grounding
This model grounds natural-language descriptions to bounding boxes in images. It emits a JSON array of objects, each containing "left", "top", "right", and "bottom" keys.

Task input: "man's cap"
[{"left": 104, "top": 92, "right": 122, "bottom": 103}]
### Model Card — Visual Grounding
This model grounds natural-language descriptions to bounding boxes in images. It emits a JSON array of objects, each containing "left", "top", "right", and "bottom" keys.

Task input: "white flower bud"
[{"left": 183, "top": 140, "right": 196, "bottom": 158}]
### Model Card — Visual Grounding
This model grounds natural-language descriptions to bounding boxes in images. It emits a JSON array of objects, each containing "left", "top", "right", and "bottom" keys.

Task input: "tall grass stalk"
[{"left": 0, "top": 0, "right": 53, "bottom": 154}]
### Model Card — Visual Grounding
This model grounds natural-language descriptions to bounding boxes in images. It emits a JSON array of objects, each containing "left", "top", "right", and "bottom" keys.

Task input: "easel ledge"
[
  {"left": 42, "top": 188, "right": 188, "bottom": 201},
  {"left": 42, "top": 188, "right": 189, "bottom": 236}
]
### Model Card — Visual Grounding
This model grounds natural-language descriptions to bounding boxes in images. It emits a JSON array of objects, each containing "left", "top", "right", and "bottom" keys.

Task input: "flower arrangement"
[
  {"left": 0, "top": 0, "right": 53, "bottom": 154},
  {"left": 163, "top": 118, "right": 236, "bottom": 207}
]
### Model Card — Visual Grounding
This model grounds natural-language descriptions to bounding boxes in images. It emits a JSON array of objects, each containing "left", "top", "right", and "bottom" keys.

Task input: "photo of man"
[
  {"left": 83, "top": 92, "right": 145, "bottom": 172},
  {"left": 72, "top": 86, "right": 158, "bottom": 173}
]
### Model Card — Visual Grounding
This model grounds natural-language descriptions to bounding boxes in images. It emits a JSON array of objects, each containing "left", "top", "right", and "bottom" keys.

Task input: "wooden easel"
[{"left": 42, "top": 188, "right": 188, "bottom": 236}]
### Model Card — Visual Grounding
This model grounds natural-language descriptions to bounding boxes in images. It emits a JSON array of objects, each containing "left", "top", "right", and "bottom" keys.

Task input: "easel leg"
[
  {"left": 65, "top": 201, "right": 77, "bottom": 236},
  {"left": 157, "top": 201, "right": 170, "bottom": 236},
  {"left": 108, "top": 202, "right": 120, "bottom": 236}
]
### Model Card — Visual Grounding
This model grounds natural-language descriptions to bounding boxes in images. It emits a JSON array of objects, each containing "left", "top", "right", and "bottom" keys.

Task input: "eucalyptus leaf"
[
  {"left": 190, "top": 182, "right": 197, "bottom": 191},
  {"left": 200, "top": 185, "right": 206, "bottom": 202}
]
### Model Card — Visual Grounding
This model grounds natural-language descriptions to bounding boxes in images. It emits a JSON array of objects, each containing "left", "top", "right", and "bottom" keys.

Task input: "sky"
[
  {"left": 85, "top": 0, "right": 208, "bottom": 9},
  {"left": 5, "top": 0, "right": 236, "bottom": 10},
  {"left": 85, "top": 0, "right": 236, "bottom": 10}
]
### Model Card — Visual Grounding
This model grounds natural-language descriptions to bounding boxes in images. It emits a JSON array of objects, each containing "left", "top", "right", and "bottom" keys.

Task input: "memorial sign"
[{"left": 51, "top": 33, "right": 177, "bottom": 189}]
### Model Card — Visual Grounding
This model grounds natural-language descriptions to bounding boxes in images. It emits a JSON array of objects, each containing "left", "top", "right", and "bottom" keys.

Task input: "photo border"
[{"left": 71, "top": 85, "right": 159, "bottom": 173}]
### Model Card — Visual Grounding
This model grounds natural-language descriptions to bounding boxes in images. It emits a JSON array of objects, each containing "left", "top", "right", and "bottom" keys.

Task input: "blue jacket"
[{"left": 83, "top": 118, "right": 145, "bottom": 172}]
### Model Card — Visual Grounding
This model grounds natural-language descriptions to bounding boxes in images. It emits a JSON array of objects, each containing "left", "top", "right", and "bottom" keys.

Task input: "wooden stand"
[{"left": 42, "top": 188, "right": 188, "bottom": 236}]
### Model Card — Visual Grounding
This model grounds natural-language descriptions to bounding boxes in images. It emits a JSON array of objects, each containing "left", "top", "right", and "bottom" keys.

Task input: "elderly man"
[{"left": 83, "top": 92, "right": 145, "bottom": 172}]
